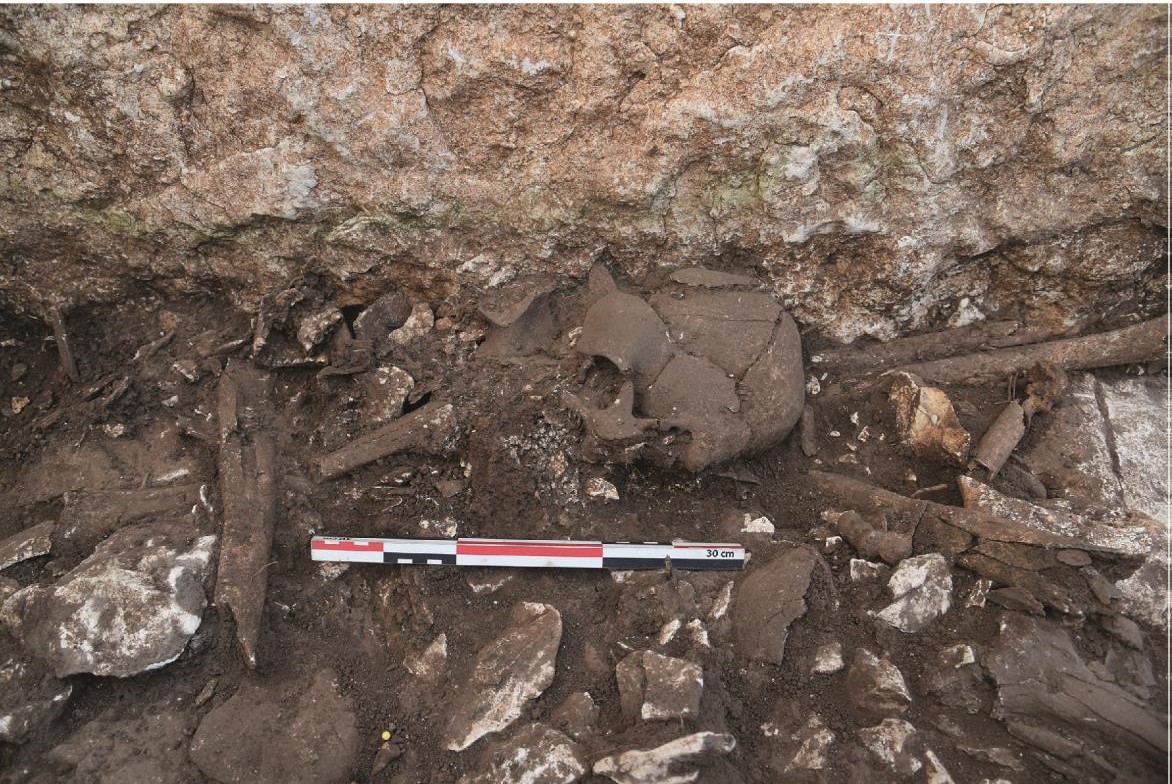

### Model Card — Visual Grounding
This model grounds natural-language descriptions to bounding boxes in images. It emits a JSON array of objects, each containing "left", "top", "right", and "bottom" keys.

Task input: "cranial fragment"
[{"left": 568, "top": 267, "right": 805, "bottom": 471}]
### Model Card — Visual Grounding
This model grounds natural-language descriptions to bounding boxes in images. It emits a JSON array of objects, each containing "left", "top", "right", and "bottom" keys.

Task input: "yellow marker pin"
[{"left": 381, "top": 730, "right": 392, "bottom": 741}]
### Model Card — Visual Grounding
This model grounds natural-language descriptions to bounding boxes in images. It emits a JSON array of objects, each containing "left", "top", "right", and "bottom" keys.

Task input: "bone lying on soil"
[
  {"left": 312, "top": 401, "right": 459, "bottom": 481},
  {"left": 974, "top": 401, "right": 1026, "bottom": 476},
  {"left": 891, "top": 316, "right": 1167, "bottom": 385},
  {"left": 48, "top": 305, "right": 79, "bottom": 382},
  {"left": 813, "top": 320, "right": 1050, "bottom": 374},
  {"left": 808, "top": 471, "right": 1145, "bottom": 554},
  {"left": 215, "top": 359, "right": 277, "bottom": 667},
  {"left": 957, "top": 475, "right": 1151, "bottom": 558}
]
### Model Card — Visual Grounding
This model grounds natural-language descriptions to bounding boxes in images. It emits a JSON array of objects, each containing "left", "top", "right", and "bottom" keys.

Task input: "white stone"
[
  {"left": 16, "top": 524, "right": 215, "bottom": 677},
  {"left": 785, "top": 715, "right": 835, "bottom": 772},
  {"left": 593, "top": 732, "right": 735, "bottom": 784},
  {"left": 657, "top": 619, "right": 681, "bottom": 645},
  {"left": 585, "top": 477, "right": 620, "bottom": 501},
  {"left": 708, "top": 581, "right": 733, "bottom": 620},
  {"left": 850, "top": 558, "right": 888, "bottom": 582},
  {"left": 859, "top": 719, "right": 921, "bottom": 775},
  {"left": 741, "top": 513, "right": 774, "bottom": 533},
  {"left": 924, "top": 749, "right": 957, "bottom": 783},
  {"left": 875, "top": 553, "right": 952, "bottom": 633},
  {"left": 811, "top": 641, "right": 844, "bottom": 675}
]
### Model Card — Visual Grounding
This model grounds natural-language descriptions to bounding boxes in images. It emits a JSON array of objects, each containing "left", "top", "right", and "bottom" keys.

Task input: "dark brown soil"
[{"left": 0, "top": 282, "right": 1165, "bottom": 784}]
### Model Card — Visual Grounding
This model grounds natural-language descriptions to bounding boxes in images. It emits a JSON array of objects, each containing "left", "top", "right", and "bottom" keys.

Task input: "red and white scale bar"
[{"left": 310, "top": 537, "right": 745, "bottom": 571}]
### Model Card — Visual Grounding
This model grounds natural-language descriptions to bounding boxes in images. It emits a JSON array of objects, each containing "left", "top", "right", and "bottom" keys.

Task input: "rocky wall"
[{"left": 0, "top": 4, "right": 1165, "bottom": 342}]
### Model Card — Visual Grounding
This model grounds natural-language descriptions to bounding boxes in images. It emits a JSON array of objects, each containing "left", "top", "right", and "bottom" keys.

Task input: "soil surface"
[{"left": 0, "top": 274, "right": 1166, "bottom": 783}]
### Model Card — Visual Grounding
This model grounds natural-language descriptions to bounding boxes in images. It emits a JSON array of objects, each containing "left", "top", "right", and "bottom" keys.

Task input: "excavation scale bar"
[{"left": 310, "top": 537, "right": 746, "bottom": 571}]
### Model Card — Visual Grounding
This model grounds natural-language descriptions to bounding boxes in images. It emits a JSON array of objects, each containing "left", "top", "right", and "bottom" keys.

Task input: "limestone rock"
[
  {"left": 983, "top": 613, "right": 1167, "bottom": 781},
  {"left": 734, "top": 546, "right": 817, "bottom": 664},
  {"left": 457, "top": 723, "right": 585, "bottom": 784},
  {"left": 616, "top": 650, "right": 703, "bottom": 723},
  {"left": 190, "top": 670, "right": 358, "bottom": 784},
  {"left": 444, "top": 602, "right": 562, "bottom": 751},
  {"left": 847, "top": 649, "right": 912, "bottom": 716},
  {"left": 18, "top": 522, "right": 216, "bottom": 677},
  {"left": 811, "top": 641, "right": 844, "bottom": 675},
  {"left": 874, "top": 553, "right": 952, "bottom": 633},
  {"left": 550, "top": 692, "right": 598, "bottom": 741},
  {"left": 593, "top": 732, "right": 735, "bottom": 784},
  {"left": 0, "top": 521, "right": 53, "bottom": 571},
  {"left": 858, "top": 719, "right": 921, "bottom": 777},
  {"left": 0, "top": 656, "right": 71, "bottom": 744},
  {"left": 785, "top": 715, "right": 835, "bottom": 773}
]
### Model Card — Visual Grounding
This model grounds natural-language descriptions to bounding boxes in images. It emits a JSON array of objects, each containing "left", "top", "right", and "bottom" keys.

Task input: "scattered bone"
[
  {"left": 974, "top": 401, "right": 1025, "bottom": 476},
  {"left": 799, "top": 404, "right": 818, "bottom": 456},
  {"left": 858, "top": 719, "right": 921, "bottom": 776},
  {"left": 889, "top": 372, "right": 970, "bottom": 463},
  {"left": 457, "top": 723, "right": 585, "bottom": 784},
  {"left": 443, "top": 602, "right": 562, "bottom": 751},
  {"left": 847, "top": 649, "right": 912, "bottom": 716},
  {"left": 47, "top": 305, "right": 79, "bottom": 382},
  {"left": 830, "top": 510, "right": 912, "bottom": 565},
  {"left": 10, "top": 396, "right": 29, "bottom": 414},
  {"left": 734, "top": 546, "right": 817, "bottom": 664},
  {"left": 811, "top": 471, "right": 1130, "bottom": 551},
  {"left": 585, "top": 477, "right": 619, "bottom": 501},
  {"left": 892, "top": 315, "right": 1167, "bottom": 385},
  {"left": 592, "top": 732, "right": 735, "bottom": 784},
  {"left": 958, "top": 553, "right": 1079, "bottom": 615},
  {"left": 313, "top": 401, "right": 459, "bottom": 481},
  {"left": 814, "top": 320, "right": 1046, "bottom": 374},
  {"left": 466, "top": 571, "right": 513, "bottom": 595},
  {"left": 214, "top": 360, "right": 277, "bottom": 667},
  {"left": 0, "top": 521, "right": 53, "bottom": 571},
  {"left": 957, "top": 475, "right": 1150, "bottom": 557},
  {"left": 875, "top": 553, "right": 952, "bottom": 633}
]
